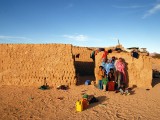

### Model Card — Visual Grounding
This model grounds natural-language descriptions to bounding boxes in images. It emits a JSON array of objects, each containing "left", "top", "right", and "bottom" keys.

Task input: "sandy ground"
[{"left": 0, "top": 77, "right": 160, "bottom": 120}]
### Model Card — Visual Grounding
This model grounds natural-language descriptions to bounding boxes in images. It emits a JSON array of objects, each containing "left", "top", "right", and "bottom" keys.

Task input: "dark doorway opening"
[
  {"left": 74, "top": 61, "right": 95, "bottom": 85},
  {"left": 152, "top": 70, "right": 160, "bottom": 87}
]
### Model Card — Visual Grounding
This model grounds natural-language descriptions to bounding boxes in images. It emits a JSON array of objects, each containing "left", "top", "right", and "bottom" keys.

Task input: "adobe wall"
[
  {"left": 151, "top": 58, "right": 160, "bottom": 71},
  {"left": 95, "top": 51, "right": 152, "bottom": 88},
  {"left": 72, "top": 46, "right": 94, "bottom": 75},
  {"left": 0, "top": 44, "right": 77, "bottom": 86}
]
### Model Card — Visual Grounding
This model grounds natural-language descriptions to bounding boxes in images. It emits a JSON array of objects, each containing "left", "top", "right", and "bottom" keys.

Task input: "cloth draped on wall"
[
  {"left": 90, "top": 51, "right": 95, "bottom": 61},
  {"left": 102, "top": 51, "right": 108, "bottom": 61},
  {"left": 132, "top": 51, "right": 139, "bottom": 59}
]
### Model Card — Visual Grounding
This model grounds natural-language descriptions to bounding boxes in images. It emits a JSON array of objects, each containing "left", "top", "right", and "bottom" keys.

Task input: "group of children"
[{"left": 97, "top": 52, "right": 130, "bottom": 95}]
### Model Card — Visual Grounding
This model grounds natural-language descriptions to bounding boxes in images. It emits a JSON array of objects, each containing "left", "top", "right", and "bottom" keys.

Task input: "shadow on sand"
[{"left": 84, "top": 96, "right": 108, "bottom": 110}]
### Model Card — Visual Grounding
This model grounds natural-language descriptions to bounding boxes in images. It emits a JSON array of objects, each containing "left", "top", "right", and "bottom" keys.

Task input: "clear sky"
[{"left": 0, "top": 0, "right": 160, "bottom": 53}]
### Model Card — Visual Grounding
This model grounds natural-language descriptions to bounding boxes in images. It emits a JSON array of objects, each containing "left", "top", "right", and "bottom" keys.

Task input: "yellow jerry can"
[{"left": 76, "top": 100, "right": 83, "bottom": 112}]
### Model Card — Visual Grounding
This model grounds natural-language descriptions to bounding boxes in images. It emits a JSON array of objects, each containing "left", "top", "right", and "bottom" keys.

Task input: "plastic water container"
[
  {"left": 76, "top": 100, "right": 83, "bottom": 112},
  {"left": 82, "top": 99, "right": 89, "bottom": 109}
]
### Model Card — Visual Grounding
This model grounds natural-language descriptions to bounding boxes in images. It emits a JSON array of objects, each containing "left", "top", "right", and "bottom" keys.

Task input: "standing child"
[
  {"left": 102, "top": 74, "right": 108, "bottom": 91},
  {"left": 98, "top": 66, "right": 105, "bottom": 90}
]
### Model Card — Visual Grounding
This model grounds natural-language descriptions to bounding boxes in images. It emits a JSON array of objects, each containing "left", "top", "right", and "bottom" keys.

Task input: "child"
[
  {"left": 98, "top": 66, "right": 105, "bottom": 90},
  {"left": 106, "top": 59, "right": 115, "bottom": 74},
  {"left": 119, "top": 83, "right": 130, "bottom": 95},
  {"left": 108, "top": 68, "right": 115, "bottom": 81},
  {"left": 102, "top": 74, "right": 108, "bottom": 91}
]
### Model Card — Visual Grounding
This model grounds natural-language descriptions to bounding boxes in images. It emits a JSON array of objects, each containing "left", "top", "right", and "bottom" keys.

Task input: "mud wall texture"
[
  {"left": 95, "top": 51, "right": 152, "bottom": 88},
  {"left": 72, "top": 46, "right": 94, "bottom": 76},
  {"left": 0, "top": 44, "right": 76, "bottom": 86},
  {"left": 151, "top": 58, "right": 160, "bottom": 71}
]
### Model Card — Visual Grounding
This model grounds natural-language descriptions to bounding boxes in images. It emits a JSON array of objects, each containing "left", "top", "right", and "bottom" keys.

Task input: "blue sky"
[{"left": 0, "top": 0, "right": 160, "bottom": 53}]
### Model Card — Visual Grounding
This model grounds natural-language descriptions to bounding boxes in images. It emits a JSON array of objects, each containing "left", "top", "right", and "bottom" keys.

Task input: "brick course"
[{"left": 0, "top": 44, "right": 76, "bottom": 86}]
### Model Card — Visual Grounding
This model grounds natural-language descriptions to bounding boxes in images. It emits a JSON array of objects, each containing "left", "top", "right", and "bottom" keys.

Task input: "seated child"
[
  {"left": 102, "top": 74, "right": 108, "bottom": 91},
  {"left": 119, "top": 83, "right": 130, "bottom": 95}
]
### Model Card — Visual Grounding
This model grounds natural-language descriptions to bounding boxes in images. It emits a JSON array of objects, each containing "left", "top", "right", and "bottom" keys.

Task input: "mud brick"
[{"left": 1, "top": 44, "right": 81, "bottom": 86}]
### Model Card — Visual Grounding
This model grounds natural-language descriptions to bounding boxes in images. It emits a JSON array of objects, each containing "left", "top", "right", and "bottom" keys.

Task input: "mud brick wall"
[
  {"left": 95, "top": 51, "right": 152, "bottom": 88},
  {"left": 72, "top": 46, "right": 94, "bottom": 76},
  {"left": 151, "top": 58, "right": 160, "bottom": 71},
  {"left": 0, "top": 44, "right": 77, "bottom": 86}
]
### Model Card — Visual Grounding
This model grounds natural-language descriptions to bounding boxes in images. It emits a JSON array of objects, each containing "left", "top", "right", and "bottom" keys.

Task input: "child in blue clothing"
[{"left": 105, "top": 59, "right": 115, "bottom": 75}]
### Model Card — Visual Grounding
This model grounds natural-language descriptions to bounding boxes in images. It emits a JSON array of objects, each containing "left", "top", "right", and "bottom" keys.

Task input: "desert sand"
[{"left": 0, "top": 77, "right": 160, "bottom": 120}]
